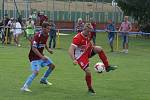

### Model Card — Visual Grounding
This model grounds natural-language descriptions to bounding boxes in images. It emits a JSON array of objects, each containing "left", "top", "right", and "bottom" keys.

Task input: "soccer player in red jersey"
[
  {"left": 21, "top": 22, "right": 55, "bottom": 92},
  {"left": 68, "top": 23, "right": 117, "bottom": 94}
]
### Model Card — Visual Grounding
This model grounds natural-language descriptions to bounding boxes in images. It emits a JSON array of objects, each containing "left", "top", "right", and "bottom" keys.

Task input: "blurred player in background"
[
  {"left": 75, "top": 18, "right": 84, "bottom": 33},
  {"left": 105, "top": 19, "right": 116, "bottom": 52},
  {"left": 21, "top": 22, "right": 55, "bottom": 92},
  {"left": 90, "top": 18, "right": 96, "bottom": 45},
  {"left": 68, "top": 23, "right": 117, "bottom": 95}
]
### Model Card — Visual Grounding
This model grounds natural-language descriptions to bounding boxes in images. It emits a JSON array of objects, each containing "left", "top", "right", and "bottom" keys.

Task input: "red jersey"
[
  {"left": 29, "top": 31, "right": 49, "bottom": 62},
  {"left": 72, "top": 32, "right": 93, "bottom": 60}
]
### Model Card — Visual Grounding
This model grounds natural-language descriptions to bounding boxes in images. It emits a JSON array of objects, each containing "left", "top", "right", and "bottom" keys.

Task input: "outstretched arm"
[
  {"left": 45, "top": 44, "right": 53, "bottom": 54},
  {"left": 68, "top": 44, "right": 78, "bottom": 65}
]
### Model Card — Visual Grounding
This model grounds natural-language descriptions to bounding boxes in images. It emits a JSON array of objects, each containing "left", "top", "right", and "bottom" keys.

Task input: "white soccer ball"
[{"left": 94, "top": 62, "right": 105, "bottom": 73}]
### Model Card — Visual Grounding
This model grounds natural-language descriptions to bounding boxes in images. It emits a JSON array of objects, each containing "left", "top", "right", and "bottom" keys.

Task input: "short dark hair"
[{"left": 42, "top": 22, "right": 50, "bottom": 28}]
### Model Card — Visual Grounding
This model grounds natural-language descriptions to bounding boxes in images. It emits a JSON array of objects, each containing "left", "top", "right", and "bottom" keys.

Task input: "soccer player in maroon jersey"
[
  {"left": 90, "top": 18, "right": 97, "bottom": 45},
  {"left": 68, "top": 23, "right": 117, "bottom": 95},
  {"left": 21, "top": 22, "right": 55, "bottom": 92}
]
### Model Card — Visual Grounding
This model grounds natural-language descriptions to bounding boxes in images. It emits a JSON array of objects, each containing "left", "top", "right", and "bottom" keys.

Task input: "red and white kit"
[{"left": 72, "top": 32, "right": 93, "bottom": 70}]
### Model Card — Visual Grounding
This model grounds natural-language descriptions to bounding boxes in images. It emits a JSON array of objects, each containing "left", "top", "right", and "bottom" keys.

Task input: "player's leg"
[
  {"left": 13, "top": 34, "right": 17, "bottom": 45},
  {"left": 92, "top": 46, "right": 117, "bottom": 72},
  {"left": 110, "top": 34, "right": 115, "bottom": 52},
  {"left": 40, "top": 58, "right": 55, "bottom": 85},
  {"left": 77, "top": 53, "right": 96, "bottom": 94},
  {"left": 21, "top": 60, "right": 40, "bottom": 92},
  {"left": 1, "top": 30, "right": 5, "bottom": 44},
  {"left": 49, "top": 36, "right": 53, "bottom": 48},
  {"left": 108, "top": 34, "right": 114, "bottom": 52},
  {"left": 84, "top": 67, "right": 96, "bottom": 95},
  {"left": 92, "top": 34, "right": 96, "bottom": 45},
  {"left": 7, "top": 29, "right": 11, "bottom": 44},
  {"left": 122, "top": 34, "right": 126, "bottom": 51},
  {"left": 124, "top": 35, "right": 129, "bottom": 53},
  {"left": 16, "top": 33, "right": 21, "bottom": 47},
  {"left": 53, "top": 35, "right": 56, "bottom": 48}
]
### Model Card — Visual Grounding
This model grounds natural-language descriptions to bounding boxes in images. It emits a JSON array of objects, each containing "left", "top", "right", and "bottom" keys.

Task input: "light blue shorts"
[
  {"left": 122, "top": 33, "right": 129, "bottom": 44},
  {"left": 30, "top": 58, "right": 53, "bottom": 71}
]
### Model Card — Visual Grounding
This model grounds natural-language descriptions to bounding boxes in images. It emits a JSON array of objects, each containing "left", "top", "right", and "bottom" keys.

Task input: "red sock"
[
  {"left": 85, "top": 75, "right": 92, "bottom": 89},
  {"left": 98, "top": 50, "right": 109, "bottom": 68}
]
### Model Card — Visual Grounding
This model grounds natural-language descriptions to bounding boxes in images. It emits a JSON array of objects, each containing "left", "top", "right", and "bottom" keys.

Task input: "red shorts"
[{"left": 77, "top": 49, "right": 93, "bottom": 70}]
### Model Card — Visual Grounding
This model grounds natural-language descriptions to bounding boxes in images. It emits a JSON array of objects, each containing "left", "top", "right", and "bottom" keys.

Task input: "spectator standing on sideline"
[
  {"left": 75, "top": 18, "right": 84, "bottom": 33},
  {"left": 105, "top": 19, "right": 116, "bottom": 52},
  {"left": 49, "top": 21, "right": 56, "bottom": 49},
  {"left": 13, "top": 19, "right": 22, "bottom": 47},
  {"left": 119, "top": 16, "right": 132, "bottom": 53}
]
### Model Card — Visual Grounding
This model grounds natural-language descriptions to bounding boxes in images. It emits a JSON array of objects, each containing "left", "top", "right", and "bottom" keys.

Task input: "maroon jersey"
[
  {"left": 91, "top": 22, "right": 96, "bottom": 36},
  {"left": 91, "top": 22, "right": 96, "bottom": 30},
  {"left": 29, "top": 31, "right": 49, "bottom": 62}
]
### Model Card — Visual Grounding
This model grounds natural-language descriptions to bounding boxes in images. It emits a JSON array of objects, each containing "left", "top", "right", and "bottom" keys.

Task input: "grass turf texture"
[{"left": 0, "top": 33, "right": 150, "bottom": 100}]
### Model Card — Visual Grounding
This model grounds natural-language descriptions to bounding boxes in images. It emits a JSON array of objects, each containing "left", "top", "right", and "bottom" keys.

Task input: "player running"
[
  {"left": 21, "top": 22, "right": 55, "bottom": 92},
  {"left": 68, "top": 23, "right": 117, "bottom": 95}
]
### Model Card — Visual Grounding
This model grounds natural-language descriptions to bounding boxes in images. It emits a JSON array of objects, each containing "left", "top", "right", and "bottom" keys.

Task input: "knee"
[
  {"left": 33, "top": 71, "right": 39, "bottom": 76},
  {"left": 85, "top": 69, "right": 91, "bottom": 76},
  {"left": 94, "top": 46, "right": 103, "bottom": 53},
  {"left": 86, "top": 71, "right": 91, "bottom": 76},
  {"left": 49, "top": 64, "right": 55, "bottom": 70}
]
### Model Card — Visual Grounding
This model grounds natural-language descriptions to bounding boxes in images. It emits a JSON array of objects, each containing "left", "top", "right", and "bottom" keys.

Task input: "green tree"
[{"left": 117, "top": 0, "right": 150, "bottom": 24}]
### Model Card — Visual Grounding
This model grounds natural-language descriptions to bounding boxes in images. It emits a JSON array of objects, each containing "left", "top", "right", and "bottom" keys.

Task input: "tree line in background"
[
  {"left": 33, "top": 0, "right": 112, "bottom": 3},
  {"left": 117, "top": 0, "right": 150, "bottom": 32}
]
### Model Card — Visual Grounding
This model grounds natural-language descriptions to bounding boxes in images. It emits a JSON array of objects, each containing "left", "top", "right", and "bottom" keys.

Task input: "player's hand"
[
  {"left": 41, "top": 56, "right": 48, "bottom": 60},
  {"left": 48, "top": 49, "right": 53, "bottom": 54},
  {"left": 73, "top": 60, "right": 78, "bottom": 65}
]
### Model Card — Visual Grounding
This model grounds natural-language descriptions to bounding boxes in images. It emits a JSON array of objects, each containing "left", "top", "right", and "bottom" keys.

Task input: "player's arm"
[
  {"left": 118, "top": 25, "right": 122, "bottom": 32},
  {"left": 104, "top": 25, "right": 108, "bottom": 32},
  {"left": 128, "top": 23, "right": 132, "bottom": 32},
  {"left": 32, "top": 46, "right": 47, "bottom": 60},
  {"left": 68, "top": 44, "right": 78, "bottom": 65},
  {"left": 45, "top": 44, "right": 53, "bottom": 54}
]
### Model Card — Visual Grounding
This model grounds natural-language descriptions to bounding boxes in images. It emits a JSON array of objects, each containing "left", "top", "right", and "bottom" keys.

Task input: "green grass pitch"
[{"left": 0, "top": 33, "right": 150, "bottom": 100}]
